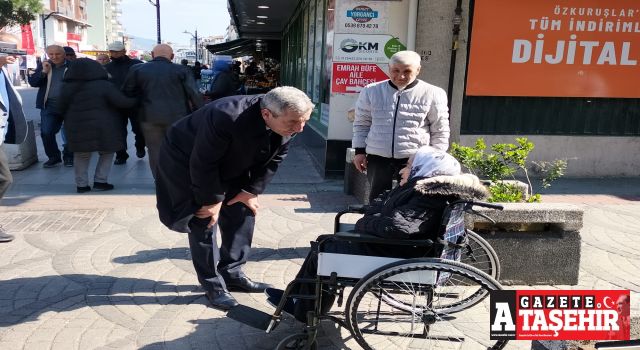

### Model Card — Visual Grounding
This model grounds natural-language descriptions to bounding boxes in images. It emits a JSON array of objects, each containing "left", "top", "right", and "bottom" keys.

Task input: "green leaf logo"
[{"left": 384, "top": 38, "right": 406, "bottom": 58}]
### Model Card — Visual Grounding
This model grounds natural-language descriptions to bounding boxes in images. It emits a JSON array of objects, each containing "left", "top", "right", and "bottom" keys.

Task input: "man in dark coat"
[
  {"left": 155, "top": 86, "right": 314, "bottom": 310},
  {"left": 0, "top": 54, "right": 28, "bottom": 242},
  {"left": 122, "top": 44, "right": 202, "bottom": 179},
  {"left": 104, "top": 41, "right": 144, "bottom": 165},
  {"left": 27, "top": 45, "right": 73, "bottom": 167}
]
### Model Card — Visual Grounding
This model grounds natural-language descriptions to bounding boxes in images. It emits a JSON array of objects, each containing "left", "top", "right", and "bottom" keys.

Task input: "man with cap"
[{"left": 105, "top": 41, "right": 144, "bottom": 164}]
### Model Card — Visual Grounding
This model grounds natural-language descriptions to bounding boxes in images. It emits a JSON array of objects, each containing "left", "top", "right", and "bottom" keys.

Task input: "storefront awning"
[
  {"left": 227, "top": 0, "right": 301, "bottom": 39},
  {"left": 206, "top": 39, "right": 280, "bottom": 58}
]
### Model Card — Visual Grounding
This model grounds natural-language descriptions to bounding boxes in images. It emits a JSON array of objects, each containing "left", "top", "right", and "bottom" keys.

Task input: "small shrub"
[{"left": 450, "top": 138, "right": 567, "bottom": 202}]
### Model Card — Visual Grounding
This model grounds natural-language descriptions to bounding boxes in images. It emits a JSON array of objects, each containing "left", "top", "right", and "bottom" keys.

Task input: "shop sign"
[
  {"left": 336, "top": 0, "right": 389, "bottom": 34},
  {"left": 331, "top": 63, "right": 389, "bottom": 93},
  {"left": 466, "top": 0, "right": 640, "bottom": 98},
  {"left": 333, "top": 34, "right": 406, "bottom": 63}
]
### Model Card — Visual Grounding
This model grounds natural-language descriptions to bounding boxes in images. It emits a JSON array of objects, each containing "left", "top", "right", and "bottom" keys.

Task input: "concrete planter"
[
  {"left": 466, "top": 203, "right": 583, "bottom": 285},
  {"left": 4, "top": 120, "right": 38, "bottom": 170}
]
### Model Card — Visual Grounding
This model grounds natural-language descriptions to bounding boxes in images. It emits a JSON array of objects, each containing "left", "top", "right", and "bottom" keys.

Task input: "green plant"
[
  {"left": 0, "top": 0, "right": 43, "bottom": 28},
  {"left": 450, "top": 138, "right": 567, "bottom": 202}
]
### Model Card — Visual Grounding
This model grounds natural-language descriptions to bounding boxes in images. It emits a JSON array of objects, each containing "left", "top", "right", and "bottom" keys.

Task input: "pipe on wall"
[
  {"left": 406, "top": 0, "right": 418, "bottom": 50},
  {"left": 446, "top": 0, "right": 463, "bottom": 111}
]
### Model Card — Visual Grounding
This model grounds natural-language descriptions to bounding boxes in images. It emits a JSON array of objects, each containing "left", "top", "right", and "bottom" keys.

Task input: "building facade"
[
  {"left": 224, "top": 0, "right": 639, "bottom": 177},
  {"left": 86, "top": 0, "right": 125, "bottom": 50}
]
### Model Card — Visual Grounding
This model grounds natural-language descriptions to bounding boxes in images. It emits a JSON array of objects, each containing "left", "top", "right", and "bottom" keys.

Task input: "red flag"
[{"left": 20, "top": 24, "right": 35, "bottom": 55}]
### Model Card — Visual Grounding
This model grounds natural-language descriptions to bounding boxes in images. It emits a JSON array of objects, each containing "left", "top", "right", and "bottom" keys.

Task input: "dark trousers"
[
  {"left": 187, "top": 196, "right": 256, "bottom": 293},
  {"left": 0, "top": 147, "right": 12, "bottom": 199},
  {"left": 140, "top": 122, "right": 170, "bottom": 180},
  {"left": 116, "top": 116, "right": 145, "bottom": 160},
  {"left": 366, "top": 154, "right": 408, "bottom": 203},
  {"left": 40, "top": 107, "right": 64, "bottom": 161}
]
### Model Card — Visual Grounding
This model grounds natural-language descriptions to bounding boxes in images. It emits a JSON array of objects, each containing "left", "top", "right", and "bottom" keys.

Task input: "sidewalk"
[{"left": 1, "top": 89, "right": 638, "bottom": 349}]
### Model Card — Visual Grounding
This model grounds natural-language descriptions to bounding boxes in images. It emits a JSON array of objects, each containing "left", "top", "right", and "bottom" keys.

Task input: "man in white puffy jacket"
[{"left": 352, "top": 50, "right": 450, "bottom": 203}]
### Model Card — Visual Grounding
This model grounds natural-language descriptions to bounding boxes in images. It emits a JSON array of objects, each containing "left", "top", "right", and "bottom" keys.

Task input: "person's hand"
[
  {"left": 227, "top": 191, "right": 259, "bottom": 216},
  {"left": 353, "top": 154, "right": 368, "bottom": 173},
  {"left": 0, "top": 55, "right": 16, "bottom": 66},
  {"left": 195, "top": 202, "right": 223, "bottom": 228},
  {"left": 41, "top": 61, "right": 51, "bottom": 74}
]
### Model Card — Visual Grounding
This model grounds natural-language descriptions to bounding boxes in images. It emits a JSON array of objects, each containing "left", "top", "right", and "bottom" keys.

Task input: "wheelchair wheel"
[
  {"left": 462, "top": 230, "right": 500, "bottom": 281},
  {"left": 275, "top": 333, "right": 317, "bottom": 350},
  {"left": 345, "top": 258, "right": 507, "bottom": 350}
]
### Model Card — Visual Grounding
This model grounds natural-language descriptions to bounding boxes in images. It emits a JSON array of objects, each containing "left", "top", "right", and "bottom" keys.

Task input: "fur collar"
[{"left": 413, "top": 174, "right": 489, "bottom": 201}]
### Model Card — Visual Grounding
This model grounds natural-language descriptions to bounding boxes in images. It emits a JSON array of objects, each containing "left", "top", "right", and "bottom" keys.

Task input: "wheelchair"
[{"left": 265, "top": 199, "right": 507, "bottom": 350}]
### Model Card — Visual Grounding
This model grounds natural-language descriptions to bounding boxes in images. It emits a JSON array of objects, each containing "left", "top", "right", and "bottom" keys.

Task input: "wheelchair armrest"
[
  {"left": 347, "top": 204, "right": 366, "bottom": 212},
  {"left": 320, "top": 233, "right": 437, "bottom": 248},
  {"left": 334, "top": 205, "right": 367, "bottom": 232},
  {"left": 335, "top": 231, "right": 378, "bottom": 239}
]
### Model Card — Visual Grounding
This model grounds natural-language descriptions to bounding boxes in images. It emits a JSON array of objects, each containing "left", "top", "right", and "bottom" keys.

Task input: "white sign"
[
  {"left": 336, "top": 0, "right": 389, "bottom": 34},
  {"left": 333, "top": 34, "right": 404, "bottom": 63}
]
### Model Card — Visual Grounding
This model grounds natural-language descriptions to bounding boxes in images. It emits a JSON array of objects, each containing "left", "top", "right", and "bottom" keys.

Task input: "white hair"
[
  {"left": 260, "top": 86, "right": 315, "bottom": 116},
  {"left": 389, "top": 50, "right": 421, "bottom": 67}
]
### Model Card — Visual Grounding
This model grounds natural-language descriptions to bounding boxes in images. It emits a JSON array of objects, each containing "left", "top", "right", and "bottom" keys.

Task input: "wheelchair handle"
[{"left": 468, "top": 201, "right": 504, "bottom": 211}]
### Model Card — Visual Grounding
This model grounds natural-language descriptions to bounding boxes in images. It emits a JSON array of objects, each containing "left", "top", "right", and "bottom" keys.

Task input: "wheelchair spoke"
[{"left": 345, "top": 258, "right": 508, "bottom": 350}]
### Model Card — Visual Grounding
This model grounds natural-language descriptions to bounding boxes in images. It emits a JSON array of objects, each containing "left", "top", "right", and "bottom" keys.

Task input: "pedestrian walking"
[
  {"left": 122, "top": 44, "right": 202, "bottom": 179},
  {"left": 104, "top": 41, "right": 145, "bottom": 165},
  {"left": 27, "top": 45, "right": 74, "bottom": 168},
  {"left": 0, "top": 54, "right": 27, "bottom": 242},
  {"left": 58, "top": 58, "right": 137, "bottom": 193}
]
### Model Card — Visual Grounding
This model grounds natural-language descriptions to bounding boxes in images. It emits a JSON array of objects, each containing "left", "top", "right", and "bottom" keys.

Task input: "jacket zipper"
[{"left": 391, "top": 91, "right": 402, "bottom": 159}]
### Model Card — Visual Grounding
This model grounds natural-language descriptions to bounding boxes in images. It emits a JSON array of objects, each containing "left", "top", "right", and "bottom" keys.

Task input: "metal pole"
[
  {"left": 41, "top": 15, "right": 46, "bottom": 49},
  {"left": 195, "top": 29, "right": 198, "bottom": 61},
  {"left": 156, "top": 0, "right": 161, "bottom": 43}
]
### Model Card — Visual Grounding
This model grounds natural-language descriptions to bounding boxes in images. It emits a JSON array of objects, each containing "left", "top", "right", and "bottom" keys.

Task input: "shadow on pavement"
[
  {"left": 112, "top": 247, "right": 310, "bottom": 265},
  {"left": 0, "top": 274, "right": 200, "bottom": 327}
]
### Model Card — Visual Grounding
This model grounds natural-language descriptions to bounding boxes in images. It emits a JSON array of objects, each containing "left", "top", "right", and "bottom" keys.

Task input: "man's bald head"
[{"left": 152, "top": 44, "right": 174, "bottom": 60}]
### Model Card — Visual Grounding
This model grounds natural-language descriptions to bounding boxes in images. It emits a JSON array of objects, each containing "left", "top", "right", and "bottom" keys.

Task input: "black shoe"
[
  {"left": 114, "top": 158, "right": 127, "bottom": 165},
  {"left": 0, "top": 227, "right": 14, "bottom": 243},
  {"left": 43, "top": 158, "right": 62, "bottom": 168},
  {"left": 205, "top": 290, "right": 238, "bottom": 311},
  {"left": 64, "top": 158, "right": 73, "bottom": 167},
  {"left": 77, "top": 186, "right": 91, "bottom": 193},
  {"left": 136, "top": 148, "right": 146, "bottom": 158},
  {"left": 265, "top": 288, "right": 296, "bottom": 315},
  {"left": 93, "top": 182, "right": 114, "bottom": 191},
  {"left": 225, "top": 276, "right": 273, "bottom": 293}
]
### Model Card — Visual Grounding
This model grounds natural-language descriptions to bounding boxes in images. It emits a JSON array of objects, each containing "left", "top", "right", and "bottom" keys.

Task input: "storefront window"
[
  {"left": 281, "top": 0, "right": 329, "bottom": 133},
  {"left": 301, "top": 7, "right": 309, "bottom": 93},
  {"left": 306, "top": 0, "right": 316, "bottom": 97},
  {"left": 322, "top": 0, "right": 335, "bottom": 105},
  {"left": 313, "top": 0, "right": 325, "bottom": 103}
]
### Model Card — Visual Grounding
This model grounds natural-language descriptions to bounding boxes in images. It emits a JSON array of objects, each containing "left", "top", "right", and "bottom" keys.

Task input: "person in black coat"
[
  {"left": 104, "top": 41, "right": 144, "bottom": 165},
  {"left": 58, "top": 58, "right": 137, "bottom": 193},
  {"left": 265, "top": 146, "right": 490, "bottom": 322},
  {"left": 155, "top": 86, "right": 314, "bottom": 310},
  {"left": 122, "top": 44, "right": 203, "bottom": 179}
]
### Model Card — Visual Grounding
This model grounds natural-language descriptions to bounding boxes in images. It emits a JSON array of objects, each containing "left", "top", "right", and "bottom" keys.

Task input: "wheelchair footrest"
[{"left": 226, "top": 304, "right": 272, "bottom": 330}]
